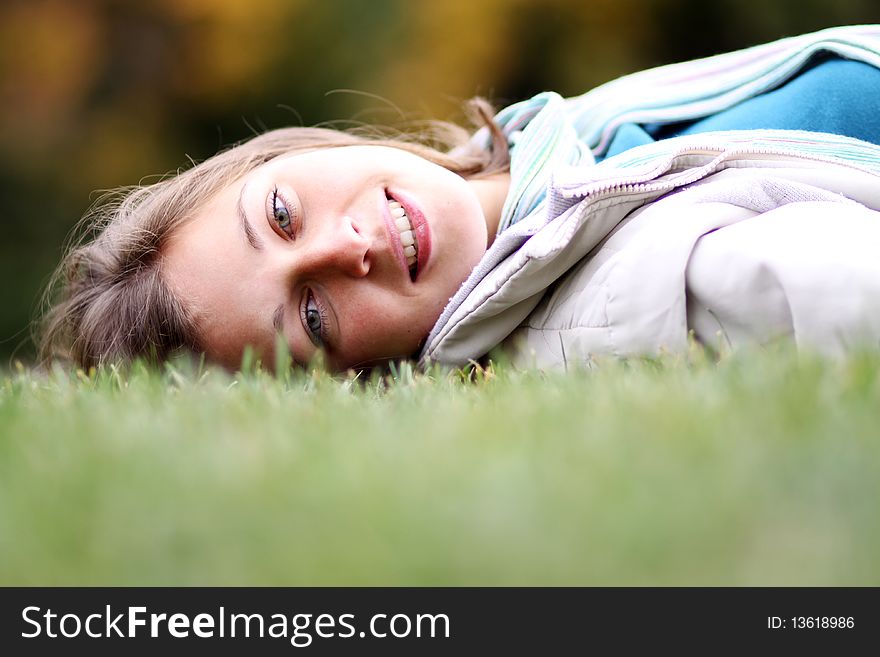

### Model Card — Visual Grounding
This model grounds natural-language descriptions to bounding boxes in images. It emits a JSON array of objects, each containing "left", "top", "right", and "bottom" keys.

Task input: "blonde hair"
[{"left": 37, "top": 99, "right": 510, "bottom": 369}]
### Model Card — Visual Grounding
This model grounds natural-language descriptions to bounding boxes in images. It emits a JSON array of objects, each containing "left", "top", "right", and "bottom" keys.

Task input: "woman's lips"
[
  {"left": 382, "top": 196, "right": 411, "bottom": 283},
  {"left": 389, "top": 189, "right": 431, "bottom": 280}
]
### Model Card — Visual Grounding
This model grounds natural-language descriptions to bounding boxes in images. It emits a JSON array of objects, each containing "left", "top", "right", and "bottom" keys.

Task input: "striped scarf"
[{"left": 471, "top": 24, "right": 880, "bottom": 233}]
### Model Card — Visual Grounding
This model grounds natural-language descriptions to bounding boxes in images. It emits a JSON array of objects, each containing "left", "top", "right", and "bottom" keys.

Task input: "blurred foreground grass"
[{"left": 1, "top": 348, "right": 879, "bottom": 586}]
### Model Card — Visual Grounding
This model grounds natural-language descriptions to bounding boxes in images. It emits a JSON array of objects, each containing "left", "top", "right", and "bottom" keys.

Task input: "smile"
[{"left": 388, "top": 199, "right": 418, "bottom": 278}]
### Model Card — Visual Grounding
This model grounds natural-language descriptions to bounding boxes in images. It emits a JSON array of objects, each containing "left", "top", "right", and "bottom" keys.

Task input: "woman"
[{"left": 39, "top": 25, "right": 880, "bottom": 371}]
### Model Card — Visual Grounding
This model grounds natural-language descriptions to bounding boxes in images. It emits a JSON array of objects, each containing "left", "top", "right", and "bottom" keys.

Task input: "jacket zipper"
[{"left": 562, "top": 141, "right": 880, "bottom": 202}]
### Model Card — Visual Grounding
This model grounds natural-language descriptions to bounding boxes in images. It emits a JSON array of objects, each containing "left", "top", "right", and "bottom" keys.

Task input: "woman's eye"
[
  {"left": 271, "top": 187, "right": 294, "bottom": 236},
  {"left": 302, "top": 291, "right": 326, "bottom": 348}
]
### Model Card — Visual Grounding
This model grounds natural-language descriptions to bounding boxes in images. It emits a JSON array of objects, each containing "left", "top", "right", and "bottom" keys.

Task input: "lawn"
[{"left": 1, "top": 347, "right": 878, "bottom": 586}]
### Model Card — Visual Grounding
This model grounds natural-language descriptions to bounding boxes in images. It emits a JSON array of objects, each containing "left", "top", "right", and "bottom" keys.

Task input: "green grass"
[{"left": 1, "top": 347, "right": 879, "bottom": 586}]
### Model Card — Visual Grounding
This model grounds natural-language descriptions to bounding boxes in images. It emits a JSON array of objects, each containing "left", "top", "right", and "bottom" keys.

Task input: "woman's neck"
[{"left": 468, "top": 172, "right": 511, "bottom": 247}]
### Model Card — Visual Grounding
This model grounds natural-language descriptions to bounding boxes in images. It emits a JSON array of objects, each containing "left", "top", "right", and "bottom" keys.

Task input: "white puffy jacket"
[{"left": 421, "top": 132, "right": 880, "bottom": 367}]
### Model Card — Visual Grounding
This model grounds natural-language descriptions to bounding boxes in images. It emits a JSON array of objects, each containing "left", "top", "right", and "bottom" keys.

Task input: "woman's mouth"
[{"left": 387, "top": 198, "right": 418, "bottom": 280}]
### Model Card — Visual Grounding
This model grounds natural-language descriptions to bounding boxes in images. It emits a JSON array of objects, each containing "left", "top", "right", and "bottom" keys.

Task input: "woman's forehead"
[{"left": 164, "top": 185, "right": 275, "bottom": 364}]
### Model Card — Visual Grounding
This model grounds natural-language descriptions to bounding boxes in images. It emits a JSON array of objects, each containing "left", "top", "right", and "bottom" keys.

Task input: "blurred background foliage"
[{"left": 2, "top": 0, "right": 878, "bottom": 361}]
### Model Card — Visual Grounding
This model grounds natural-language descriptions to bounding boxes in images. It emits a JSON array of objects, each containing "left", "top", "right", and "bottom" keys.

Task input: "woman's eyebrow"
[
  {"left": 272, "top": 303, "right": 285, "bottom": 332},
  {"left": 273, "top": 304, "right": 307, "bottom": 368},
  {"left": 238, "top": 182, "right": 264, "bottom": 251}
]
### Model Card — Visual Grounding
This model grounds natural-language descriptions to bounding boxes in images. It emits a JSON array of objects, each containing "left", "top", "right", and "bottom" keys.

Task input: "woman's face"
[{"left": 163, "top": 145, "right": 506, "bottom": 370}]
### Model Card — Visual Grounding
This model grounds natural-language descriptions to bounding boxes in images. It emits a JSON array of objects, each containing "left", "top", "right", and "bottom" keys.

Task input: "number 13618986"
[{"left": 768, "top": 616, "right": 854, "bottom": 630}]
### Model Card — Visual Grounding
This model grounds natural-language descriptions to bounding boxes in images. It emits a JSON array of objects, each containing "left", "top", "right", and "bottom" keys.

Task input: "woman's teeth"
[{"left": 389, "top": 200, "right": 418, "bottom": 272}]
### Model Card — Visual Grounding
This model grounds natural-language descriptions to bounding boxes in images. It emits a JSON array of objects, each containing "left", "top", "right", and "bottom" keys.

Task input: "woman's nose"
[{"left": 294, "top": 215, "right": 371, "bottom": 278}]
